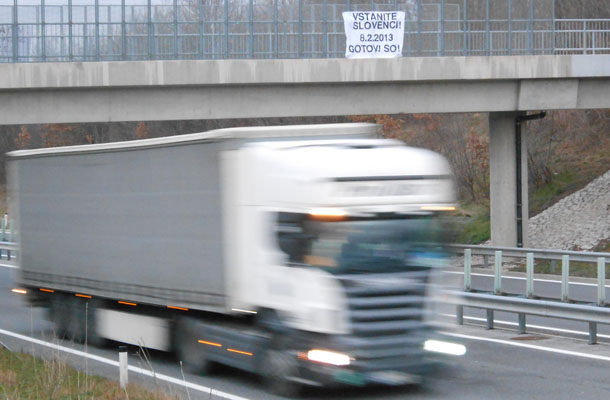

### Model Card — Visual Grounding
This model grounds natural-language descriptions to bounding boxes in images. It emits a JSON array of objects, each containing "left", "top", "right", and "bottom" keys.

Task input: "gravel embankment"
[{"left": 528, "top": 169, "right": 610, "bottom": 250}]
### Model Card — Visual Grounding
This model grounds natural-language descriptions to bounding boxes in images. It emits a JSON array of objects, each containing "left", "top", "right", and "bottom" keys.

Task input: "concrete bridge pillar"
[{"left": 489, "top": 112, "right": 529, "bottom": 248}]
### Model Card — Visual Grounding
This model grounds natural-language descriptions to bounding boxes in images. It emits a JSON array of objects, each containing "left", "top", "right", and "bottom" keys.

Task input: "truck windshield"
[{"left": 276, "top": 213, "right": 449, "bottom": 274}]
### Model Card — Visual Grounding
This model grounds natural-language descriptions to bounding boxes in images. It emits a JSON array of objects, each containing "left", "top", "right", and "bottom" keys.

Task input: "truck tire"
[
  {"left": 49, "top": 294, "right": 70, "bottom": 337},
  {"left": 175, "top": 317, "right": 215, "bottom": 375},
  {"left": 52, "top": 295, "right": 104, "bottom": 346},
  {"left": 262, "top": 345, "right": 303, "bottom": 398},
  {"left": 257, "top": 311, "right": 303, "bottom": 397}
]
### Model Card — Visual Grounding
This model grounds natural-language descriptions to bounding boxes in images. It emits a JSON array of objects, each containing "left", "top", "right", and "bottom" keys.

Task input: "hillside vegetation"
[
  {"left": 0, "top": 109, "right": 608, "bottom": 245},
  {"left": 350, "top": 110, "right": 610, "bottom": 245}
]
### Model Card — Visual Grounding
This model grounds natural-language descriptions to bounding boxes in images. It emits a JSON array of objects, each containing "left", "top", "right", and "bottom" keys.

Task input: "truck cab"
[{"left": 222, "top": 138, "right": 457, "bottom": 390}]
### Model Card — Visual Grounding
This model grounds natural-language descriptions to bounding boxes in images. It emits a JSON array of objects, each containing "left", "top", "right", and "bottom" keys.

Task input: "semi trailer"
[{"left": 8, "top": 123, "right": 461, "bottom": 395}]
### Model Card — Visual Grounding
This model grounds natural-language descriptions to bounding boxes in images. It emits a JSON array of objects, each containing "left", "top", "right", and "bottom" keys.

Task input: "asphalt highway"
[{"left": 2, "top": 264, "right": 610, "bottom": 399}]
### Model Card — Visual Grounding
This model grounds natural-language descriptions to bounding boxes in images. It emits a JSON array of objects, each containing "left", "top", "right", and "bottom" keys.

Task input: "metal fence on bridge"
[{"left": 0, "top": 0, "right": 609, "bottom": 63}]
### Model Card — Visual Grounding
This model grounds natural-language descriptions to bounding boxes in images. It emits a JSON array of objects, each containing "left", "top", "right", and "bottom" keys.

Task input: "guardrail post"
[
  {"left": 485, "top": 0, "right": 490, "bottom": 55},
  {"left": 526, "top": 252, "right": 534, "bottom": 298},
  {"left": 462, "top": 0, "right": 467, "bottom": 55},
  {"left": 322, "top": 0, "right": 328, "bottom": 58},
  {"left": 7, "top": 219, "right": 13, "bottom": 261},
  {"left": 148, "top": 0, "right": 154, "bottom": 60},
  {"left": 416, "top": 0, "right": 422, "bottom": 55},
  {"left": 439, "top": 0, "right": 445, "bottom": 56},
  {"left": 561, "top": 255, "right": 570, "bottom": 302},
  {"left": 95, "top": 0, "right": 100, "bottom": 61},
  {"left": 41, "top": 0, "right": 46, "bottom": 61},
  {"left": 598, "top": 257, "right": 606, "bottom": 306},
  {"left": 68, "top": 0, "right": 73, "bottom": 61},
  {"left": 298, "top": 0, "right": 303, "bottom": 58},
  {"left": 583, "top": 20, "right": 587, "bottom": 54},
  {"left": 589, "top": 322, "right": 597, "bottom": 345},
  {"left": 119, "top": 345, "right": 128, "bottom": 388},
  {"left": 456, "top": 305, "right": 464, "bottom": 325},
  {"left": 224, "top": 0, "right": 229, "bottom": 59},
  {"left": 172, "top": 0, "right": 178, "bottom": 59},
  {"left": 122, "top": 0, "right": 128, "bottom": 60},
  {"left": 1, "top": 214, "right": 6, "bottom": 260},
  {"left": 483, "top": 255, "right": 489, "bottom": 269},
  {"left": 527, "top": 0, "right": 534, "bottom": 55},
  {"left": 486, "top": 309, "right": 494, "bottom": 329},
  {"left": 249, "top": 0, "right": 255, "bottom": 58},
  {"left": 507, "top": 0, "right": 512, "bottom": 55},
  {"left": 518, "top": 313, "right": 526, "bottom": 334},
  {"left": 464, "top": 249, "right": 472, "bottom": 291},
  {"left": 494, "top": 251, "right": 502, "bottom": 295},
  {"left": 12, "top": 0, "right": 18, "bottom": 62}
]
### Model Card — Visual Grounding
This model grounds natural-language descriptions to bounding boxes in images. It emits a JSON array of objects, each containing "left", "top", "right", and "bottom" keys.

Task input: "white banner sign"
[{"left": 343, "top": 11, "right": 405, "bottom": 59}]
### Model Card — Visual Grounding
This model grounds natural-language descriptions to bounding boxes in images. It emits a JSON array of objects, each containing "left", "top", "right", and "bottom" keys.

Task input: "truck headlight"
[
  {"left": 424, "top": 339, "right": 466, "bottom": 356},
  {"left": 307, "top": 349, "right": 351, "bottom": 366}
]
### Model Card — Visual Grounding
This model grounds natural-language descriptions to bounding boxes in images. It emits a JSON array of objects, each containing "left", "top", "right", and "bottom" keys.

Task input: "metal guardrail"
[
  {"left": 0, "top": 240, "right": 17, "bottom": 262},
  {"left": 449, "top": 244, "right": 610, "bottom": 263},
  {"left": 446, "top": 245, "right": 610, "bottom": 344},
  {"left": 449, "top": 290, "right": 610, "bottom": 344},
  {"left": 0, "top": 0, "right": 609, "bottom": 63},
  {"left": 447, "top": 244, "right": 609, "bottom": 303}
]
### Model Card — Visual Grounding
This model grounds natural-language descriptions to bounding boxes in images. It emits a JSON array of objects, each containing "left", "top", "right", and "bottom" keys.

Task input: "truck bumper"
[
  {"left": 296, "top": 356, "right": 442, "bottom": 388},
  {"left": 289, "top": 332, "right": 449, "bottom": 388}
]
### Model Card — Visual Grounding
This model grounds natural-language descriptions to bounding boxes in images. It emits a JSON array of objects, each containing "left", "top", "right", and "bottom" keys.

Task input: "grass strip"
[{"left": 0, "top": 348, "right": 179, "bottom": 400}]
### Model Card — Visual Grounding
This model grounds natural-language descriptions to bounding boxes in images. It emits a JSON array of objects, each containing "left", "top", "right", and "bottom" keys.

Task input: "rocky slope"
[{"left": 528, "top": 169, "right": 610, "bottom": 250}]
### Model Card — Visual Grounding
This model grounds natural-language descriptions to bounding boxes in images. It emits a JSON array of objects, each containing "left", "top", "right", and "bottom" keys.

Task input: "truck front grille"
[{"left": 336, "top": 270, "right": 433, "bottom": 372}]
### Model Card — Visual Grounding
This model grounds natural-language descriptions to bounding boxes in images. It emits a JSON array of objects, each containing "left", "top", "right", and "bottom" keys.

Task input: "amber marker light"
[
  {"left": 75, "top": 293, "right": 92, "bottom": 298},
  {"left": 40, "top": 288, "right": 54, "bottom": 293},
  {"left": 198, "top": 340, "right": 222, "bottom": 347},
  {"left": 227, "top": 348, "right": 253, "bottom": 356},
  {"left": 309, "top": 207, "right": 347, "bottom": 221},
  {"left": 420, "top": 206, "right": 456, "bottom": 212},
  {"left": 11, "top": 288, "right": 27, "bottom": 295},
  {"left": 118, "top": 301, "right": 137, "bottom": 306},
  {"left": 167, "top": 305, "right": 189, "bottom": 311}
]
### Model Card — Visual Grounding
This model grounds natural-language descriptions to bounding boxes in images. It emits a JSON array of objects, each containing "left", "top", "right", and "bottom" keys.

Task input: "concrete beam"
[
  {"left": 2, "top": 55, "right": 609, "bottom": 89},
  {"left": 1, "top": 55, "right": 609, "bottom": 125}
]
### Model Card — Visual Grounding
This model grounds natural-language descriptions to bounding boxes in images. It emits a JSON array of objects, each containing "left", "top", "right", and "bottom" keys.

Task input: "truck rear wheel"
[
  {"left": 49, "top": 295, "right": 70, "bottom": 337},
  {"left": 175, "top": 317, "right": 215, "bottom": 375},
  {"left": 50, "top": 294, "right": 104, "bottom": 346}
]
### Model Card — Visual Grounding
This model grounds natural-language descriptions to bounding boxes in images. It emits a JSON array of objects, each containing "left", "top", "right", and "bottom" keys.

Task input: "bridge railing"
[{"left": 1, "top": 0, "right": 609, "bottom": 63}]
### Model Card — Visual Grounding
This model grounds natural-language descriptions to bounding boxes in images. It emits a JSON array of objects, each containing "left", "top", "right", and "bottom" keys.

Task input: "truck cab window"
[{"left": 276, "top": 212, "right": 448, "bottom": 273}]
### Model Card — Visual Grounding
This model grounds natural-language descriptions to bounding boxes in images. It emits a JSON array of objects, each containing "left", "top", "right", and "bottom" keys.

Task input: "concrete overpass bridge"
[
  {"left": 2, "top": 54, "right": 609, "bottom": 248},
  {"left": 1, "top": 1, "right": 609, "bottom": 248}
]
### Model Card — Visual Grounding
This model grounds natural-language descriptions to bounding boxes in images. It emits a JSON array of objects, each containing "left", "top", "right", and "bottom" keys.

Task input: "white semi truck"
[{"left": 9, "top": 123, "right": 460, "bottom": 395}]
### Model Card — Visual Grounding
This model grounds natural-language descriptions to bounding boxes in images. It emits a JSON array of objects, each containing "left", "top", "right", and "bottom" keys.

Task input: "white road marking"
[
  {"left": 0, "top": 327, "right": 253, "bottom": 400},
  {"left": 441, "top": 331, "right": 610, "bottom": 362},
  {"left": 439, "top": 313, "right": 610, "bottom": 340},
  {"left": 0, "top": 263, "right": 18, "bottom": 269},
  {"left": 444, "top": 270, "right": 610, "bottom": 288}
]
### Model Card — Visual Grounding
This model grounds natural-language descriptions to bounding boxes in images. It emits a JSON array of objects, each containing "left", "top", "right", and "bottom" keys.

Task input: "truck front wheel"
[
  {"left": 174, "top": 317, "right": 215, "bottom": 375},
  {"left": 263, "top": 345, "right": 303, "bottom": 398}
]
